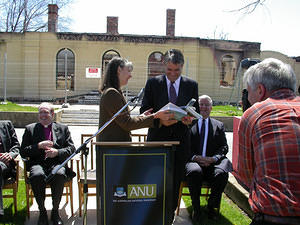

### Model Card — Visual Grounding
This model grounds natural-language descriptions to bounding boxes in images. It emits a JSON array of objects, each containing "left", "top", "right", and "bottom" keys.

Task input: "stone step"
[
  {"left": 60, "top": 118, "right": 98, "bottom": 125},
  {"left": 78, "top": 99, "right": 99, "bottom": 104},
  {"left": 63, "top": 109, "right": 99, "bottom": 114},
  {"left": 61, "top": 114, "right": 99, "bottom": 119}
]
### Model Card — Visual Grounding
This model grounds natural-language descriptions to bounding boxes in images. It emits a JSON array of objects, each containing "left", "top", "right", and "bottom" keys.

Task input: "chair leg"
[
  {"left": 25, "top": 184, "right": 30, "bottom": 218},
  {"left": 78, "top": 184, "right": 83, "bottom": 217},
  {"left": 65, "top": 185, "right": 69, "bottom": 203},
  {"left": 69, "top": 182, "right": 74, "bottom": 216},
  {"left": 205, "top": 187, "right": 210, "bottom": 201},
  {"left": 176, "top": 182, "right": 184, "bottom": 216},
  {"left": 13, "top": 187, "right": 17, "bottom": 214}
]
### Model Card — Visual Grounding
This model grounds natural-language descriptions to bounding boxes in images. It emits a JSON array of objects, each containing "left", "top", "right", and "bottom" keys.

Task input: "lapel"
[
  {"left": 52, "top": 122, "right": 58, "bottom": 144},
  {"left": 177, "top": 76, "right": 185, "bottom": 105},
  {"left": 0, "top": 122, "right": 7, "bottom": 152},
  {"left": 36, "top": 123, "right": 46, "bottom": 141},
  {"left": 206, "top": 118, "right": 215, "bottom": 155},
  {"left": 192, "top": 122, "right": 202, "bottom": 155},
  {"left": 160, "top": 75, "right": 170, "bottom": 105}
]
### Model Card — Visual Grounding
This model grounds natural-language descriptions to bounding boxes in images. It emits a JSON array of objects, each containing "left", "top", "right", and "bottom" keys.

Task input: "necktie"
[
  {"left": 199, "top": 119, "right": 205, "bottom": 155},
  {"left": 169, "top": 82, "right": 177, "bottom": 104}
]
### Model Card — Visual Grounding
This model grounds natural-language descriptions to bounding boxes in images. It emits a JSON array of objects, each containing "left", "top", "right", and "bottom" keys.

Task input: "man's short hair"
[
  {"left": 38, "top": 102, "right": 54, "bottom": 113},
  {"left": 243, "top": 58, "right": 297, "bottom": 92},
  {"left": 163, "top": 49, "right": 184, "bottom": 65},
  {"left": 198, "top": 95, "right": 213, "bottom": 105}
]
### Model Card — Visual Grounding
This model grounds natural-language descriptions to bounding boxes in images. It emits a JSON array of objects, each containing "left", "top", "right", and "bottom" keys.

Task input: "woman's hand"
[
  {"left": 142, "top": 108, "right": 154, "bottom": 116},
  {"left": 154, "top": 110, "right": 174, "bottom": 120}
]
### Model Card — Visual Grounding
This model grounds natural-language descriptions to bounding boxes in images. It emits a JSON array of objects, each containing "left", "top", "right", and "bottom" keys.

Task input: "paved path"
[
  {"left": 16, "top": 126, "right": 194, "bottom": 225},
  {"left": 15, "top": 103, "right": 234, "bottom": 225}
]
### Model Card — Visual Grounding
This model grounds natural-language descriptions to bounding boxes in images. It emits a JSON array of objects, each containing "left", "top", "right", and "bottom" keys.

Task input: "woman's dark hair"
[{"left": 99, "top": 57, "right": 132, "bottom": 92}]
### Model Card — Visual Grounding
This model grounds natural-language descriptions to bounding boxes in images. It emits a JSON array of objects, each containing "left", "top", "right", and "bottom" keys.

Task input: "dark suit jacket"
[
  {"left": 140, "top": 75, "right": 200, "bottom": 142},
  {"left": 140, "top": 75, "right": 199, "bottom": 167},
  {"left": 20, "top": 122, "right": 75, "bottom": 173},
  {"left": 189, "top": 118, "right": 232, "bottom": 173},
  {"left": 0, "top": 120, "right": 20, "bottom": 179}
]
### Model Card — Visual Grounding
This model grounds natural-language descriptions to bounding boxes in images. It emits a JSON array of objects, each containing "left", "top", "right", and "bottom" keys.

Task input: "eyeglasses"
[{"left": 39, "top": 111, "right": 51, "bottom": 115}]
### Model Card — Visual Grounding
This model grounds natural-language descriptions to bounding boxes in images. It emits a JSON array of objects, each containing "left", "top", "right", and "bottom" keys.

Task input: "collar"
[
  {"left": 270, "top": 88, "right": 296, "bottom": 99},
  {"left": 42, "top": 122, "right": 53, "bottom": 128},
  {"left": 165, "top": 75, "right": 181, "bottom": 88}
]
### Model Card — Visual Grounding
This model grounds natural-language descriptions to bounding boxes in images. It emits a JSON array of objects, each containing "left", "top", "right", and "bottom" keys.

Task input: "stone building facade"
[{"left": 0, "top": 5, "right": 299, "bottom": 103}]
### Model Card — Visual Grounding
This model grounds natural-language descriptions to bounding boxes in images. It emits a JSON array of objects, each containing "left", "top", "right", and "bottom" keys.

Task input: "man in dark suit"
[
  {"left": 140, "top": 49, "right": 200, "bottom": 221},
  {"left": 0, "top": 120, "right": 20, "bottom": 217},
  {"left": 21, "top": 102, "right": 75, "bottom": 225},
  {"left": 186, "top": 95, "right": 232, "bottom": 222}
]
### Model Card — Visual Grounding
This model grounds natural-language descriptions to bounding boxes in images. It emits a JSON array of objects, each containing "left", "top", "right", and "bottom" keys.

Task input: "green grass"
[
  {"left": 182, "top": 187, "right": 251, "bottom": 225},
  {"left": 0, "top": 101, "right": 38, "bottom": 112},
  {"left": 1, "top": 180, "right": 27, "bottom": 225},
  {"left": 211, "top": 105, "right": 243, "bottom": 117},
  {"left": 0, "top": 101, "right": 242, "bottom": 117}
]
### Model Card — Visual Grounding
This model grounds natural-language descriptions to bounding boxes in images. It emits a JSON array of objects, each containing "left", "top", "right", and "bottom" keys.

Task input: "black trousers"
[
  {"left": 29, "top": 164, "right": 66, "bottom": 212},
  {"left": 186, "top": 162, "right": 228, "bottom": 212},
  {"left": 0, "top": 161, "right": 12, "bottom": 214}
]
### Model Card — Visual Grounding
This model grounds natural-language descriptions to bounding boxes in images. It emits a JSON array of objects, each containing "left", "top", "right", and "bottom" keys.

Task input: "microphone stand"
[{"left": 45, "top": 91, "right": 142, "bottom": 225}]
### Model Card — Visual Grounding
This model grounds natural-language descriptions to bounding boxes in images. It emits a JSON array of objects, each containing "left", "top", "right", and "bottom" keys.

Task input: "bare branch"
[
  {"left": 227, "top": 0, "right": 267, "bottom": 14},
  {"left": 0, "top": 0, "right": 74, "bottom": 32}
]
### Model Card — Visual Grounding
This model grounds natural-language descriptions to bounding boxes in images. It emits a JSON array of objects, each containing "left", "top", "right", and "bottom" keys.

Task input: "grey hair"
[
  {"left": 243, "top": 58, "right": 296, "bottom": 92},
  {"left": 38, "top": 102, "right": 54, "bottom": 113},
  {"left": 198, "top": 95, "right": 213, "bottom": 105}
]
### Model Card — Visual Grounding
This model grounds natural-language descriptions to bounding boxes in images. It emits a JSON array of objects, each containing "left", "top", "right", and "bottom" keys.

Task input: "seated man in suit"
[
  {"left": 186, "top": 95, "right": 232, "bottom": 222},
  {"left": 0, "top": 120, "right": 20, "bottom": 217},
  {"left": 21, "top": 102, "right": 75, "bottom": 225}
]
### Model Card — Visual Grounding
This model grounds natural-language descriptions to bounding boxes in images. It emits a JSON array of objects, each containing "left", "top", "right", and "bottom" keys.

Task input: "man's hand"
[
  {"left": 45, "top": 148, "right": 58, "bottom": 159},
  {"left": 160, "top": 119, "right": 178, "bottom": 126},
  {"left": 194, "top": 155, "right": 215, "bottom": 167},
  {"left": 0, "top": 152, "right": 13, "bottom": 166},
  {"left": 181, "top": 116, "right": 193, "bottom": 125},
  {"left": 38, "top": 140, "right": 53, "bottom": 150}
]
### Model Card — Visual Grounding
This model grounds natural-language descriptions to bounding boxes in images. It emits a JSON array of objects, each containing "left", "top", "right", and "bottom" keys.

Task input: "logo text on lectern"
[
  {"left": 113, "top": 184, "right": 157, "bottom": 203},
  {"left": 128, "top": 184, "right": 156, "bottom": 199}
]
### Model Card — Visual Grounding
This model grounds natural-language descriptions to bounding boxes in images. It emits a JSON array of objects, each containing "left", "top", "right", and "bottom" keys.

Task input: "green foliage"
[
  {"left": 1, "top": 180, "right": 27, "bottom": 225},
  {"left": 182, "top": 187, "right": 251, "bottom": 225},
  {"left": 211, "top": 105, "right": 243, "bottom": 117},
  {"left": 0, "top": 101, "right": 38, "bottom": 112}
]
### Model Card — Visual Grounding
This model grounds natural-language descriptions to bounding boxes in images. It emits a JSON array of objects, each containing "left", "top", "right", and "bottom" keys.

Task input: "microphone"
[
  {"left": 182, "top": 98, "right": 202, "bottom": 119},
  {"left": 137, "top": 88, "right": 145, "bottom": 101},
  {"left": 241, "top": 58, "right": 261, "bottom": 69},
  {"left": 186, "top": 98, "right": 196, "bottom": 107},
  {"left": 130, "top": 88, "right": 144, "bottom": 103}
]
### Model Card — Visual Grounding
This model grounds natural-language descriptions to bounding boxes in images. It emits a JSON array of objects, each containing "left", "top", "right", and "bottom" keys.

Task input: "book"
[{"left": 158, "top": 102, "right": 188, "bottom": 121}]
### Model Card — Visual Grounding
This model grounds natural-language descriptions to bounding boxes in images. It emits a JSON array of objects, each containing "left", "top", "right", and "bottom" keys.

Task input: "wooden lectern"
[{"left": 94, "top": 141, "right": 179, "bottom": 225}]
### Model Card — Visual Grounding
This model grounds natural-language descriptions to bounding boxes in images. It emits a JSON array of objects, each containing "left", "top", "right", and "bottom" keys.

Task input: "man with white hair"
[
  {"left": 238, "top": 58, "right": 300, "bottom": 225},
  {"left": 21, "top": 102, "right": 75, "bottom": 225},
  {"left": 186, "top": 95, "right": 232, "bottom": 222}
]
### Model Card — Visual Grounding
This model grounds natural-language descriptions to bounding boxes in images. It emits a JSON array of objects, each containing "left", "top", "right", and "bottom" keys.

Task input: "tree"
[
  {"left": 230, "top": 0, "right": 267, "bottom": 15},
  {"left": 0, "top": 0, "right": 74, "bottom": 32}
]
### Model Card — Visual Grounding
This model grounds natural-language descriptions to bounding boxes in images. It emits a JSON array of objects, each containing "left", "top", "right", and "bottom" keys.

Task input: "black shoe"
[
  {"left": 51, "top": 210, "right": 64, "bottom": 225},
  {"left": 208, "top": 207, "right": 218, "bottom": 220},
  {"left": 192, "top": 209, "right": 201, "bottom": 222},
  {"left": 37, "top": 210, "right": 48, "bottom": 225}
]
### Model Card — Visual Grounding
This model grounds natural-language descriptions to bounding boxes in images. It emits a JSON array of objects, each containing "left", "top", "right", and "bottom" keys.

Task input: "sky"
[{"left": 65, "top": 0, "right": 300, "bottom": 57}]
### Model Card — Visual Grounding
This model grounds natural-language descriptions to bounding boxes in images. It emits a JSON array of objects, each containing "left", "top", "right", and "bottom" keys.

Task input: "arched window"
[
  {"left": 220, "top": 55, "right": 236, "bottom": 87},
  {"left": 147, "top": 52, "right": 164, "bottom": 78},
  {"left": 101, "top": 50, "right": 120, "bottom": 76},
  {"left": 56, "top": 48, "right": 75, "bottom": 91}
]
